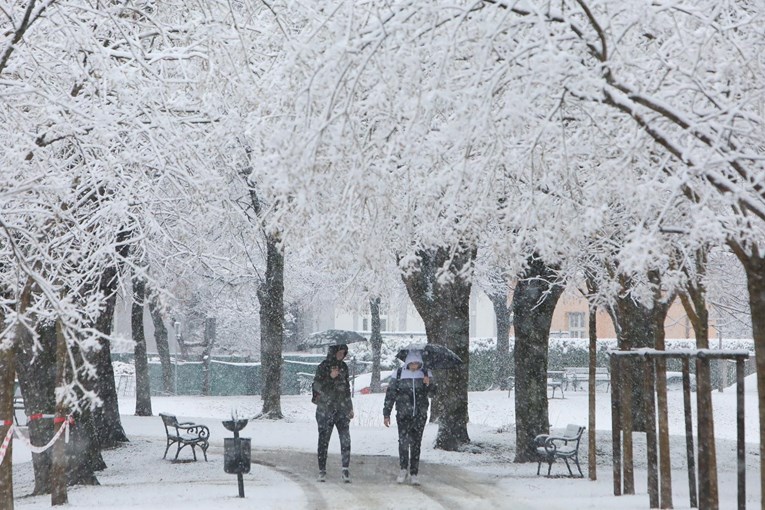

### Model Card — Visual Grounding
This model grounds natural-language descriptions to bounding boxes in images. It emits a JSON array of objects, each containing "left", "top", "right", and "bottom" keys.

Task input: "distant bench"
[
  {"left": 506, "top": 373, "right": 566, "bottom": 398},
  {"left": 13, "top": 396, "right": 25, "bottom": 426},
  {"left": 547, "top": 371, "right": 566, "bottom": 399},
  {"left": 13, "top": 381, "right": 25, "bottom": 426},
  {"left": 564, "top": 367, "right": 610, "bottom": 392}
]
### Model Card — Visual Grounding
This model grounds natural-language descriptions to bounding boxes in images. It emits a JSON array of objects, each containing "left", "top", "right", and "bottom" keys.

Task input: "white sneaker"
[
  {"left": 317, "top": 471, "right": 326, "bottom": 482},
  {"left": 341, "top": 468, "right": 351, "bottom": 483},
  {"left": 396, "top": 469, "right": 408, "bottom": 484},
  {"left": 410, "top": 475, "right": 420, "bottom": 486}
]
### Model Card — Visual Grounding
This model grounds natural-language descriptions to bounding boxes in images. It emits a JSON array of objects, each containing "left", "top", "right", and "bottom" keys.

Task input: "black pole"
[
  {"left": 736, "top": 359, "right": 745, "bottom": 510},
  {"left": 643, "top": 357, "right": 658, "bottom": 509},
  {"left": 681, "top": 358, "right": 698, "bottom": 508},
  {"left": 234, "top": 429, "right": 244, "bottom": 497},
  {"left": 610, "top": 354, "right": 622, "bottom": 496}
]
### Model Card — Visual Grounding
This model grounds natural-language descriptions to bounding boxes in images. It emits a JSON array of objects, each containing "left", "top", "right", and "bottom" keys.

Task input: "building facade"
[{"left": 328, "top": 287, "right": 696, "bottom": 341}]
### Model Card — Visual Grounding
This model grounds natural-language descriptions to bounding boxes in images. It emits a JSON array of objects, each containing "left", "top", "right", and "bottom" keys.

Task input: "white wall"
[{"left": 330, "top": 287, "right": 497, "bottom": 337}]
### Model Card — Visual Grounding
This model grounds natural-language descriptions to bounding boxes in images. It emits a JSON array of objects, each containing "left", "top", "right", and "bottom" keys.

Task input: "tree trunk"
[
  {"left": 62, "top": 338, "right": 105, "bottom": 486},
  {"left": 488, "top": 289, "right": 512, "bottom": 390},
  {"left": 369, "top": 297, "right": 383, "bottom": 393},
  {"left": 176, "top": 331, "right": 190, "bottom": 361},
  {"left": 16, "top": 320, "right": 56, "bottom": 495},
  {"left": 246, "top": 175, "right": 286, "bottom": 420},
  {"left": 400, "top": 245, "right": 476, "bottom": 451},
  {"left": 18, "top": 316, "right": 104, "bottom": 495},
  {"left": 512, "top": 256, "right": 564, "bottom": 462},
  {"left": 65, "top": 408, "right": 104, "bottom": 486},
  {"left": 258, "top": 233, "right": 285, "bottom": 419},
  {"left": 92, "top": 264, "right": 129, "bottom": 447},
  {"left": 50, "top": 320, "right": 68, "bottom": 506},
  {"left": 0, "top": 306, "right": 14, "bottom": 510},
  {"left": 148, "top": 289, "right": 173, "bottom": 395},
  {"left": 132, "top": 275, "right": 152, "bottom": 416},
  {"left": 201, "top": 318, "right": 216, "bottom": 396},
  {"left": 609, "top": 278, "right": 658, "bottom": 432},
  {"left": 729, "top": 245, "right": 765, "bottom": 508}
]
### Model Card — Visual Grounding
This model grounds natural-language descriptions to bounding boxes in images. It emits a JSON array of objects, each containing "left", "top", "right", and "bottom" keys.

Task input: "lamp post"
[
  {"left": 173, "top": 319, "right": 180, "bottom": 395},
  {"left": 718, "top": 327, "right": 724, "bottom": 392}
]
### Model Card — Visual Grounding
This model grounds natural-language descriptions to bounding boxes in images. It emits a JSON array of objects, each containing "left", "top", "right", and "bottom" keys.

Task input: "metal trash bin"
[
  {"left": 224, "top": 437, "right": 251, "bottom": 474},
  {"left": 222, "top": 418, "right": 250, "bottom": 497}
]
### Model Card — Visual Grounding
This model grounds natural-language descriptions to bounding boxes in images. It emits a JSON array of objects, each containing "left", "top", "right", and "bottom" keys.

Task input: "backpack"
[{"left": 311, "top": 381, "right": 320, "bottom": 405}]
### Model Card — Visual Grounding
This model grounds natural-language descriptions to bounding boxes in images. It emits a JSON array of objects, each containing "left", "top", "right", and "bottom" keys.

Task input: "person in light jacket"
[
  {"left": 312, "top": 343, "right": 354, "bottom": 483},
  {"left": 383, "top": 351, "right": 434, "bottom": 485}
]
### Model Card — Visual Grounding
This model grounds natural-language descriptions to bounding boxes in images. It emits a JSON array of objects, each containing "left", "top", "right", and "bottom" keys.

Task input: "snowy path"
[{"left": 244, "top": 448, "right": 517, "bottom": 510}]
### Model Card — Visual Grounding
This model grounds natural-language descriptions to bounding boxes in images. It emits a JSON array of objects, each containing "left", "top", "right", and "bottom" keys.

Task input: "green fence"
[
  {"left": 148, "top": 354, "right": 325, "bottom": 396},
  {"left": 138, "top": 343, "right": 757, "bottom": 396}
]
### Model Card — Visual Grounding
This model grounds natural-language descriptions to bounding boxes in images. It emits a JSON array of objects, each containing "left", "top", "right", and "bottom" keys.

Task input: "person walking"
[
  {"left": 312, "top": 343, "right": 354, "bottom": 483},
  {"left": 383, "top": 350, "right": 434, "bottom": 485}
]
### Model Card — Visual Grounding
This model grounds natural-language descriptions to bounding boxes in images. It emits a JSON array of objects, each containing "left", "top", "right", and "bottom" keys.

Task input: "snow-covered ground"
[{"left": 10, "top": 374, "right": 761, "bottom": 509}]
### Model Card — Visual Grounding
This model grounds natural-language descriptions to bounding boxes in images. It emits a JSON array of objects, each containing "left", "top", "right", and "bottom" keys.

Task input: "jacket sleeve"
[
  {"left": 382, "top": 376, "right": 397, "bottom": 417},
  {"left": 343, "top": 362, "right": 353, "bottom": 412},
  {"left": 313, "top": 361, "right": 330, "bottom": 394}
]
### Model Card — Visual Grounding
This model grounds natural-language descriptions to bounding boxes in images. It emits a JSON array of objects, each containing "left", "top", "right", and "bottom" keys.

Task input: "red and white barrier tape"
[
  {"left": 0, "top": 424, "right": 13, "bottom": 466},
  {"left": 0, "top": 415, "right": 73, "bottom": 460},
  {"left": 12, "top": 418, "right": 71, "bottom": 454}
]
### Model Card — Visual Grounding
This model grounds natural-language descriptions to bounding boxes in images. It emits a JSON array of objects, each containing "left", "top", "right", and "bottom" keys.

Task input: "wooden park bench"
[
  {"left": 159, "top": 413, "right": 210, "bottom": 461},
  {"left": 563, "top": 366, "right": 610, "bottom": 392},
  {"left": 534, "top": 423, "right": 585, "bottom": 477}
]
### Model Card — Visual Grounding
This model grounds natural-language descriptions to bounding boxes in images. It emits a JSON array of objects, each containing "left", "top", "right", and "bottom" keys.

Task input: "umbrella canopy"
[
  {"left": 395, "top": 343, "right": 463, "bottom": 370},
  {"left": 298, "top": 329, "right": 368, "bottom": 350}
]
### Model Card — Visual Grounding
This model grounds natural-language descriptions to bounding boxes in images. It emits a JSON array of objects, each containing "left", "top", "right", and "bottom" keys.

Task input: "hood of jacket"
[
  {"left": 326, "top": 343, "right": 348, "bottom": 360},
  {"left": 404, "top": 351, "right": 423, "bottom": 366}
]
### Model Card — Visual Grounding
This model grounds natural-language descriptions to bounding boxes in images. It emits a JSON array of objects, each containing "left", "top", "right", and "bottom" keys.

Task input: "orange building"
[{"left": 542, "top": 289, "right": 695, "bottom": 340}]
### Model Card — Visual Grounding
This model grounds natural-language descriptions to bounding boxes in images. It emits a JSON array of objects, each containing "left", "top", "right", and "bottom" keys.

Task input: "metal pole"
[
  {"left": 643, "top": 357, "right": 658, "bottom": 509},
  {"left": 174, "top": 320, "right": 180, "bottom": 395},
  {"left": 718, "top": 329, "right": 724, "bottom": 392},
  {"left": 736, "top": 358, "right": 745, "bottom": 510},
  {"left": 610, "top": 354, "right": 622, "bottom": 496},
  {"left": 232, "top": 428, "right": 245, "bottom": 497},
  {"left": 681, "top": 358, "right": 698, "bottom": 508}
]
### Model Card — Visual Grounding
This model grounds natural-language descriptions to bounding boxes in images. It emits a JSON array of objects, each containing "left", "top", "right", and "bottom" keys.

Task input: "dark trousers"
[
  {"left": 316, "top": 407, "right": 351, "bottom": 472},
  {"left": 397, "top": 412, "right": 428, "bottom": 475}
]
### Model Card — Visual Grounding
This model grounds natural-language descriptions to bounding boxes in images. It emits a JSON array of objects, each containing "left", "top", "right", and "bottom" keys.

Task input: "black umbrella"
[
  {"left": 298, "top": 329, "right": 368, "bottom": 350},
  {"left": 395, "top": 343, "right": 463, "bottom": 370}
]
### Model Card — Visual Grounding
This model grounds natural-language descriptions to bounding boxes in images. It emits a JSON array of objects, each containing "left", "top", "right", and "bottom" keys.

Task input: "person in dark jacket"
[
  {"left": 312, "top": 343, "right": 354, "bottom": 483},
  {"left": 383, "top": 351, "right": 434, "bottom": 485}
]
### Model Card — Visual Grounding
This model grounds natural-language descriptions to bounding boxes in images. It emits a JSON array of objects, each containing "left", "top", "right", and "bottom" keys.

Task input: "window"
[
  {"left": 568, "top": 312, "right": 586, "bottom": 338},
  {"left": 362, "top": 316, "right": 387, "bottom": 332}
]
